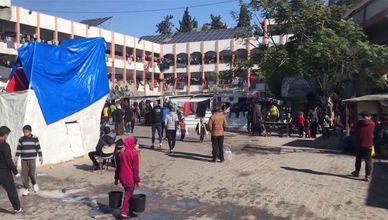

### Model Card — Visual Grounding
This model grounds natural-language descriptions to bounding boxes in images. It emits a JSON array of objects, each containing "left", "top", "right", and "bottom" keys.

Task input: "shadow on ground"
[
  {"left": 167, "top": 151, "right": 212, "bottom": 162},
  {"left": 238, "top": 144, "right": 282, "bottom": 155},
  {"left": 0, "top": 207, "right": 13, "bottom": 214},
  {"left": 74, "top": 164, "right": 93, "bottom": 171},
  {"left": 366, "top": 161, "right": 388, "bottom": 209},
  {"left": 282, "top": 136, "right": 337, "bottom": 150},
  {"left": 281, "top": 166, "right": 361, "bottom": 181}
]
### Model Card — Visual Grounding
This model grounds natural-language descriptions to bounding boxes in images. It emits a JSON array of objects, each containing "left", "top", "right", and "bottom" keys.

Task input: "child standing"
[
  {"left": 195, "top": 118, "right": 208, "bottom": 142},
  {"left": 179, "top": 118, "right": 187, "bottom": 141},
  {"left": 15, "top": 125, "right": 43, "bottom": 196}
]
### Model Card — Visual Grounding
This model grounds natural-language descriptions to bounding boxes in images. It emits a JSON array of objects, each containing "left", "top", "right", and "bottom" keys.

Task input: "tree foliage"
[
  {"left": 210, "top": 14, "right": 227, "bottom": 29},
  {"left": 236, "top": 3, "right": 251, "bottom": 28},
  {"left": 156, "top": 15, "right": 174, "bottom": 34},
  {"left": 178, "top": 7, "right": 198, "bottom": 32},
  {"left": 328, "top": 0, "right": 362, "bottom": 6},
  {"left": 239, "top": 0, "right": 388, "bottom": 97}
]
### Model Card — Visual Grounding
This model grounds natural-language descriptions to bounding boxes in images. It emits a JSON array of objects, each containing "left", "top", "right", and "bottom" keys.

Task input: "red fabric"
[
  {"left": 119, "top": 136, "right": 140, "bottom": 186},
  {"left": 179, "top": 121, "right": 186, "bottom": 130},
  {"left": 183, "top": 102, "right": 190, "bottom": 116},
  {"left": 121, "top": 185, "right": 135, "bottom": 216},
  {"left": 6, "top": 69, "right": 29, "bottom": 92},
  {"left": 354, "top": 119, "right": 375, "bottom": 149},
  {"left": 298, "top": 115, "right": 305, "bottom": 127}
]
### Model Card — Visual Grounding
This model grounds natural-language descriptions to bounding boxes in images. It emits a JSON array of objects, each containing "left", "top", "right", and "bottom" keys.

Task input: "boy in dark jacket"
[
  {"left": 0, "top": 126, "right": 22, "bottom": 213},
  {"left": 352, "top": 111, "right": 375, "bottom": 181}
]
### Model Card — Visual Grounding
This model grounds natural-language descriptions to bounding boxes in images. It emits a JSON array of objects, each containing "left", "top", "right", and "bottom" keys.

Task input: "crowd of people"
[{"left": 0, "top": 93, "right": 382, "bottom": 217}]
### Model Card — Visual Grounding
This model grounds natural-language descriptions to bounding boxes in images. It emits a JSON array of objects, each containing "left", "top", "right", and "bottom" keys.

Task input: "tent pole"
[{"left": 345, "top": 104, "right": 350, "bottom": 136}]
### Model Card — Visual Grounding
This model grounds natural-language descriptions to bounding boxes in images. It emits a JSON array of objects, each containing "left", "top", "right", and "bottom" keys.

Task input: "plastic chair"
[{"left": 93, "top": 143, "right": 116, "bottom": 174}]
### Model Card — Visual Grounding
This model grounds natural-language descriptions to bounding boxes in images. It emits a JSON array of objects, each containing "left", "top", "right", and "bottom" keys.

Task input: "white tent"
[
  {"left": 0, "top": 90, "right": 106, "bottom": 165},
  {"left": 0, "top": 37, "right": 110, "bottom": 165}
]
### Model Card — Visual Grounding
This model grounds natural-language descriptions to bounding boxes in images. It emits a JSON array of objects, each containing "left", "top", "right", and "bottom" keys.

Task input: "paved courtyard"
[{"left": 1, "top": 126, "right": 388, "bottom": 220}]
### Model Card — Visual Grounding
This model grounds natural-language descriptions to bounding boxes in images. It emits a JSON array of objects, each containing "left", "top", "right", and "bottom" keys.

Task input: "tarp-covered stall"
[
  {"left": 0, "top": 37, "right": 109, "bottom": 165},
  {"left": 343, "top": 94, "right": 388, "bottom": 158}
]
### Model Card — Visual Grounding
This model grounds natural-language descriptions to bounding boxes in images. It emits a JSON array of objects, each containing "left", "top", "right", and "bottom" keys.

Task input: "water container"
[
  {"left": 131, "top": 194, "right": 146, "bottom": 213},
  {"left": 109, "top": 191, "right": 123, "bottom": 208},
  {"left": 224, "top": 148, "right": 232, "bottom": 161}
]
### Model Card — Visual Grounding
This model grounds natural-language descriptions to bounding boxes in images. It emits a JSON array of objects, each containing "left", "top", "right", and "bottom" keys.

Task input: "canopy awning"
[
  {"left": 169, "top": 97, "right": 211, "bottom": 104},
  {"left": 343, "top": 94, "right": 388, "bottom": 103}
]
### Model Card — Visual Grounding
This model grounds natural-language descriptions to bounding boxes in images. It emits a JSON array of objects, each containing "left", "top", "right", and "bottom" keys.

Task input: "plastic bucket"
[
  {"left": 109, "top": 191, "right": 123, "bottom": 208},
  {"left": 131, "top": 194, "right": 146, "bottom": 213}
]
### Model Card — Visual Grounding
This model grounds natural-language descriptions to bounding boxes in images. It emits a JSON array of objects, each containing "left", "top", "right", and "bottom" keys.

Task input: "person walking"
[
  {"left": 112, "top": 105, "right": 124, "bottom": 136},
  {"left": 15, "top": 125, "right": 43, "bottom": 196},
  {"left": 297, "top": 112, "right": 305, "bottom": 138},
  {"left": 284, "top": 113, "right": 293, "bottom": 137},
  {"left": 179, "top": 118, "right": 187, "bottom": 141},
  {"left": 322, "top": 114, "right": 331, "bottom": 139},
  {"left": 195, "top": 118, "right": 208, "bottom": 142},
  {"left": 118, "top": 136, "right": 141, "bottom": 219},
  {"left": 102, "top": 103, "right": 110, "bottom": 126},
  {"left": 124, "top": 103, "right": 135, "bottom": 133},
  {"left": 246, "top": 103, "right": 254, "bottom": 134},
  {"left": 251, "top": 104, "right": 262, "bottom": 136},
  {"left": 161, "top": 104, "right": 170, "bottom": 139},
  {"left": 308, "top": 107, "right": 319, "bottom": 138},
  {"left": 109, "top": 101, "right": 117, "bottom": 125},
  {"left": 335, "top": 111, "right": 345, "bottom": 149},
  {"left": 352, "top": 112, "right": 375, "bottom": 181},
  {"left": 267, "top": 104, "right": 279, "bottom": 122},
  {"left": 149, "top": 101, "right": 163, "bottom": 148},
  {"left": 208, "top": 104, "right": 228, "bottom": 162},
  {"left": 0, "top": 126, "right": 22, "bottom": 213},
  {"left": 165, "top": 106, "right": 179, "bottom": 153}
]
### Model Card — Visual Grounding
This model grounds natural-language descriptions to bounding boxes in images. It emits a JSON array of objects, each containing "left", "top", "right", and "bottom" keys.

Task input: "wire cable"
[{"left": 27, "top": 0, "right": 237, "bottom": 14}]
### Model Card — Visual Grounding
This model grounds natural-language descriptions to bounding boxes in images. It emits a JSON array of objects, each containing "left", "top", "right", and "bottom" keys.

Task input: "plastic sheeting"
[
  {"left": 9, "top": 37, "right": 109, "bottom": 124},
  {"left": 0, "top": 90, "right": 107, "bottom": 165}
]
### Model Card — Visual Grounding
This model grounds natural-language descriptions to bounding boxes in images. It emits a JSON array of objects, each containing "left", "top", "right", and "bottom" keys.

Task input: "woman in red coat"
[
  {"left": 119, "top": 136, "right": 141, "bottom": 218},
  {"left": 297, "top": 112, "right": 305, "bottom": 138}
]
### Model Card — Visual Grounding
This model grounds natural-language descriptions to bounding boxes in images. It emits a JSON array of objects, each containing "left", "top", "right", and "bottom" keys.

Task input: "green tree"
[
  {"left": 237, "top": 0, "right": 388, "bottom": 97},
  {"left": 210, "top": 14, "right": 227, "bottom": 30},
  {"left": 236, "top": 3, "right": 251, "bottom": 28},
  {"left": 156, "top": 15, "right": 174, "bottom": 34},
  {"left": 328, "top": 0, "right": 362, "bottom": 6},
  {"left": 177, "top": 7, "right": 198, "bottom": 32}
]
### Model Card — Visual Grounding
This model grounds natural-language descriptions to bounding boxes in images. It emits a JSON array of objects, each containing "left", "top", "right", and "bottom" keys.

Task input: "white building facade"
[{"left": 0, "top": 5, "right": 289, "bottom": 95}]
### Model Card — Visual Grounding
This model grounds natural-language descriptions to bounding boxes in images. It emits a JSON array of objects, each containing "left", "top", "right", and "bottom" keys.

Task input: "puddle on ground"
[{"left": 36, "top": 187, "right": 88, "bottom": 199}]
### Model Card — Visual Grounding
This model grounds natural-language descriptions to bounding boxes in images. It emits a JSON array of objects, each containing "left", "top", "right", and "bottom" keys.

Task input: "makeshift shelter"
[
  {"left": 343, "top": 94, "right": 388, "bottom": 121},
  {"left": 0, "top": 37, "right": 109, "bottom": 165},
  {"left": 343, "top": 94, "right": 388, "bottom": 157},
  {"left": 168, "top": 96, "right": 212, "bottom": 128}
]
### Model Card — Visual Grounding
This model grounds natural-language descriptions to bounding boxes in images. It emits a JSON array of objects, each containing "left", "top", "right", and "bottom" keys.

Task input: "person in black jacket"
[
  {"left": 88, "top": 127, "right": 116, "bottom": 170},
  {"left": 0, "top": 126, "right": 22, "bottom": 213},
  {"left": 150, "top": 101, "right": 163, "bottom": 148},
  {"left": 124, "top": 104, "right": 135, "bottom": 133}
]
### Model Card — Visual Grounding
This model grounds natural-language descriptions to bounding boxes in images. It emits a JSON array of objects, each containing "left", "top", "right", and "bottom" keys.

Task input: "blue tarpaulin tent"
[{"left": 8, "top": 37, "right": 109, "bottom": 124}]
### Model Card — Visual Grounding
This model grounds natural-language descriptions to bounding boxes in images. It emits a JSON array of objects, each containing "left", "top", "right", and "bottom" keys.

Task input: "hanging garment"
[
  {"left": 196, "top": 101, "right": 208, "bottom": 118},
  {"left": 183, "top": 102, "right": 191, "bottom": 116},
  {"left": 190, "top": 102, "right": 198, "bottom": 115}
]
